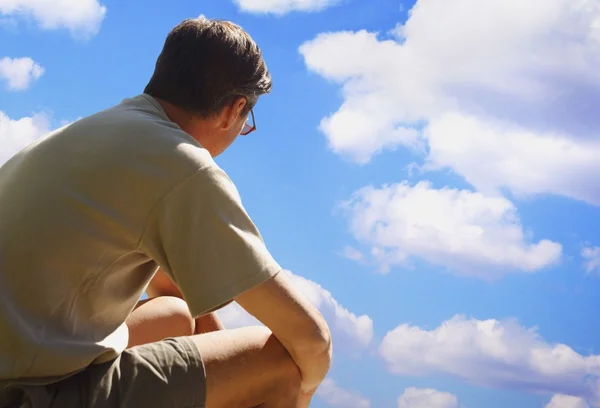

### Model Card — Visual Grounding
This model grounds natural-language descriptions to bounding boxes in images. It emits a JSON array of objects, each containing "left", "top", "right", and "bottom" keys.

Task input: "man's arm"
[
  {"left": 149, "top": 266, "right": 332, "bottom": 401},
  {"left": 139, "top": 164, "right": 332, "bottom": 401},
  {"left": 148, "top": 267, "right": 332, "bottom": 403},
  {"left": 234, "top": 270, "right": 332, "bottom": 404}
]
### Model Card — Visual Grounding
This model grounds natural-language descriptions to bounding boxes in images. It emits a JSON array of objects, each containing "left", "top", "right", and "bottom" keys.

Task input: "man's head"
[{"left": 144, "top": 17, "right": 271, "bottom": 156}]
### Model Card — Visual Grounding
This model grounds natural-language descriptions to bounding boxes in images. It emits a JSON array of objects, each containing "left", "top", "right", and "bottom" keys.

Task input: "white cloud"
[
  {"left": 582, "top": 247, "right": 600, "bottom": 275},
  {"left": 380, "top": 316, "right": 600, "bottom": 406},
  {"left": 343, "top": 181, "right": 561, "bottom": 278},
  {"left": 0, "top": 111, "right": 51, "bottom": 166},
  {"left": 397, "top": 387, "right": 459, "bottom": 408},
  {"left": 316, "top": 378, "right": 371, "bottom": 408},
  {"left": 216, "top": 299, "right": 262, "bottom": 328},
  {"left": 0, "top": 57, "right": 44, "bottom": 91},
  {"left": 233, "top": 0, "right": 339, "bottom": 15},
  {"left": 546, "top": 394, "right": 590, "bottom": 408},
  {"left": 340, "top": 245, "right": 364, "bottom": 262},
  {"left": 218, "top": 270, "right": 374, "bottom": 350},
  {"left": 424, "top": 113, "right": 600, "bottom": 205},
  {"left": 0, "top": 0, "right": 106, "bottom": 37},
  {"left": 299, "top": 0, "right": 600, "bottom": 204}
]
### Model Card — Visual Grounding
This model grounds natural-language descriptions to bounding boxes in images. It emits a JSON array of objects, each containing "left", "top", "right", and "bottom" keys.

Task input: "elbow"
[
  {"left": 307, "top": 313, "right": 333, "bottom": 360},
  {"left": 319, "top": 330, "right": 333, "bottom": 367},
  {"left": 320, "top": 319, "right": 333, "bottom": 356}
]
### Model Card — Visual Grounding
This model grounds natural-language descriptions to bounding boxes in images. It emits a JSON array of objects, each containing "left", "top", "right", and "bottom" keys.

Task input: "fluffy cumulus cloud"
[
  {"left": 397, "top": 387, "right": 459, "bottom": 408},
  {"left": 299, "top": 0, "right": 600, "bottom": 204},
  {"left": 546, "top": 394, "right": 590, "bottom": 408},
  {"left": 233, "top": 0, "right": 339, "bottom": 15},
  {"left": 0, "top": 111, "right": 51, "bottom": 166},
  {"left": 343, "top": 181, "right": 561, "bottom": 278},
  {"left": 424, "top": 113, "right": 600, "bottom": 205},
  {"left": 0, "top": 57, "right": 44, "bottom": 90},
  {"left": 582, "top": 247, "right": 600, "bottom": 275},
  {"left": 316, "top": 378, "right": 371, "bottom": 408},
  {"left": 380, "top": 316, "right": 600, "bottom": 406},
  {"left": 217, "top": 270, "right": 374, "bottom": 351},
  {"left": 0, "top": 0, "right": 106, "bottom": 37}
]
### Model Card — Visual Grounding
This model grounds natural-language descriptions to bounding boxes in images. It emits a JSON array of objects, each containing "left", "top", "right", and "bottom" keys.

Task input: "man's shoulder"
[
  {"left": 68, "top": 94, "right": 215, "bottom": 174},
  {"left": 83, "top": 94, "right": 190, "bottom": 142},
  {"left": 2, "top": 94, "right": 217, "bottom": 206}
]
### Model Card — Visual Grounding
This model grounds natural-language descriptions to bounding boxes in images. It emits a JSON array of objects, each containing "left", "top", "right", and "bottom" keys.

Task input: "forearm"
[{"left": 234, "top": 271, "right": 333, "bottom": 395}]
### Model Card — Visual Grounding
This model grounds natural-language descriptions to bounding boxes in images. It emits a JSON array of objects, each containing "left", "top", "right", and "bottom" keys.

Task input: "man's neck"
[{"left": 155, "top": 98, "right": 215, "bottom": 144}]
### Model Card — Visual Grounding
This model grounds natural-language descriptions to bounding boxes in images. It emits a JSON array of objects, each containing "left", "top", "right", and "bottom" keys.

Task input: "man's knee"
[
  {"left": 198, "top": 327, "right": 302, "bottom": 407},
  {"left": 269, "top": 359, "right": 301, "bottom": 403},
  {"left": 157, "top": 296, "right": 195, "bottom": 336},
  {"left": 194, "top": 312, "right": 224, "bottom": 334},
  {"left": 126, "top": 296, "right": 195, "bottom": 348},
  {"left": 261, "top": 331, "right": 302, "bottom": 402}
]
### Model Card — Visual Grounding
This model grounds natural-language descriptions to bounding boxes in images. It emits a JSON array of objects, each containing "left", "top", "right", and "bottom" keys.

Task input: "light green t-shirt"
[{"left": 0, "top": 94, "right": 281, "bottom": 386}]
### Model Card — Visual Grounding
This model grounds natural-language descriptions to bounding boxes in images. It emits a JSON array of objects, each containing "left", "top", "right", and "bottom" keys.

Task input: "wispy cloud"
[
  {"left": 582, "top": 247, "right": 600, "bottom": 275},
  {"left": 397, "top": 387, "right": 460, "bottom": 408},
  {"left": 340, "top": 245, "right": 364, "bottom": 262},
  {"left": 233, "top": 0, "right": 340, "bottom": 15},
  {"left": 316, "top": 378, "right": 371, "bottom": 408}
]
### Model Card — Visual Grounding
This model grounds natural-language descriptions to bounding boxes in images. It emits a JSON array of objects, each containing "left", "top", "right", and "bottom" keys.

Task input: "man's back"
[
  {"left": 0, "top": 94, "right": 214, "bottom": 383},
  {"left": 0, "top": 17, "right": 332, "bottom": 408}
]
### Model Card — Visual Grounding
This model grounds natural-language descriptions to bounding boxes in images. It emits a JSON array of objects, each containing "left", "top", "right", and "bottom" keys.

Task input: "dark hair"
[{"left": 144, "top": 17, "right": 272, "bottom": 117}]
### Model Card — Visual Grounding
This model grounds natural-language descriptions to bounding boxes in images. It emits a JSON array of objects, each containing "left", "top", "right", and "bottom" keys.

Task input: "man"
[{"left": 0, "top": 17, "right": 332, "bottom": 408}]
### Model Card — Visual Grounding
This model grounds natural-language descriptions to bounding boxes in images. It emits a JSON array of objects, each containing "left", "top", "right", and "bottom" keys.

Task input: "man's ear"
[{"left": 219, "top": 96, "right": 247, "bottom": 130}]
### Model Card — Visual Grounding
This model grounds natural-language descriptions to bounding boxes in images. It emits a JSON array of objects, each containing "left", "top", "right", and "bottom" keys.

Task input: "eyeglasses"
[{"left": 240, "top": 109, "right": 256, "bottom": 136}]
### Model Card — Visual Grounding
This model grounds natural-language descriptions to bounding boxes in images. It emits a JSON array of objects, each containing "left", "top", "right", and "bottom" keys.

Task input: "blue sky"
[{"left": 2, "top": 0, "right": 600, "bottom": 407}]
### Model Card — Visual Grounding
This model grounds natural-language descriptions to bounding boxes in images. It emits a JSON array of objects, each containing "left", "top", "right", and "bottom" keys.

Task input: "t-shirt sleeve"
[{"left": 139, "top": 164, "right": 282, "bottom": 317}]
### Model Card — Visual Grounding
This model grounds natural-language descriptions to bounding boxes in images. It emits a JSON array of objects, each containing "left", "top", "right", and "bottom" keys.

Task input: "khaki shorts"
[{"left": 2, "top": 337, "right": 206, "bottom": 408}]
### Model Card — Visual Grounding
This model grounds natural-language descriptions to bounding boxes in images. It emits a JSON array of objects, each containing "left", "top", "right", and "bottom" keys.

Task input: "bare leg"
[
  {"left": 126, "top": 296, "right": 224, "bottom": 348},
  {"left": 126, "top": 297, "right": 301, "bottom": 406},
  {"left": 142, "top": 268, "right": 226, "bottom": 336},
  {"left": 195, "top": 311, "right": 225, "bottom": 334},
  {"left": 192, "top": 327, "right": 301, "bottom": 408}
]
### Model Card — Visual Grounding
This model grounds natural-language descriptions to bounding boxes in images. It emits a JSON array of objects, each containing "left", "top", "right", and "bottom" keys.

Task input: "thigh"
[
  {"left": 47, "top": 337, "right": 206, "bottom": 408},
  {"left": 19, "top": 327, "right": 299, "bottom": 408},
  {"left": 192, "top": 327, "right": 301, "bottom": 408},
  {"left": 125, "top": 296, "right": 225, "bottom": 348},
  {"left": 126, "top": 296, "right": 195, "bottom": 348}
]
